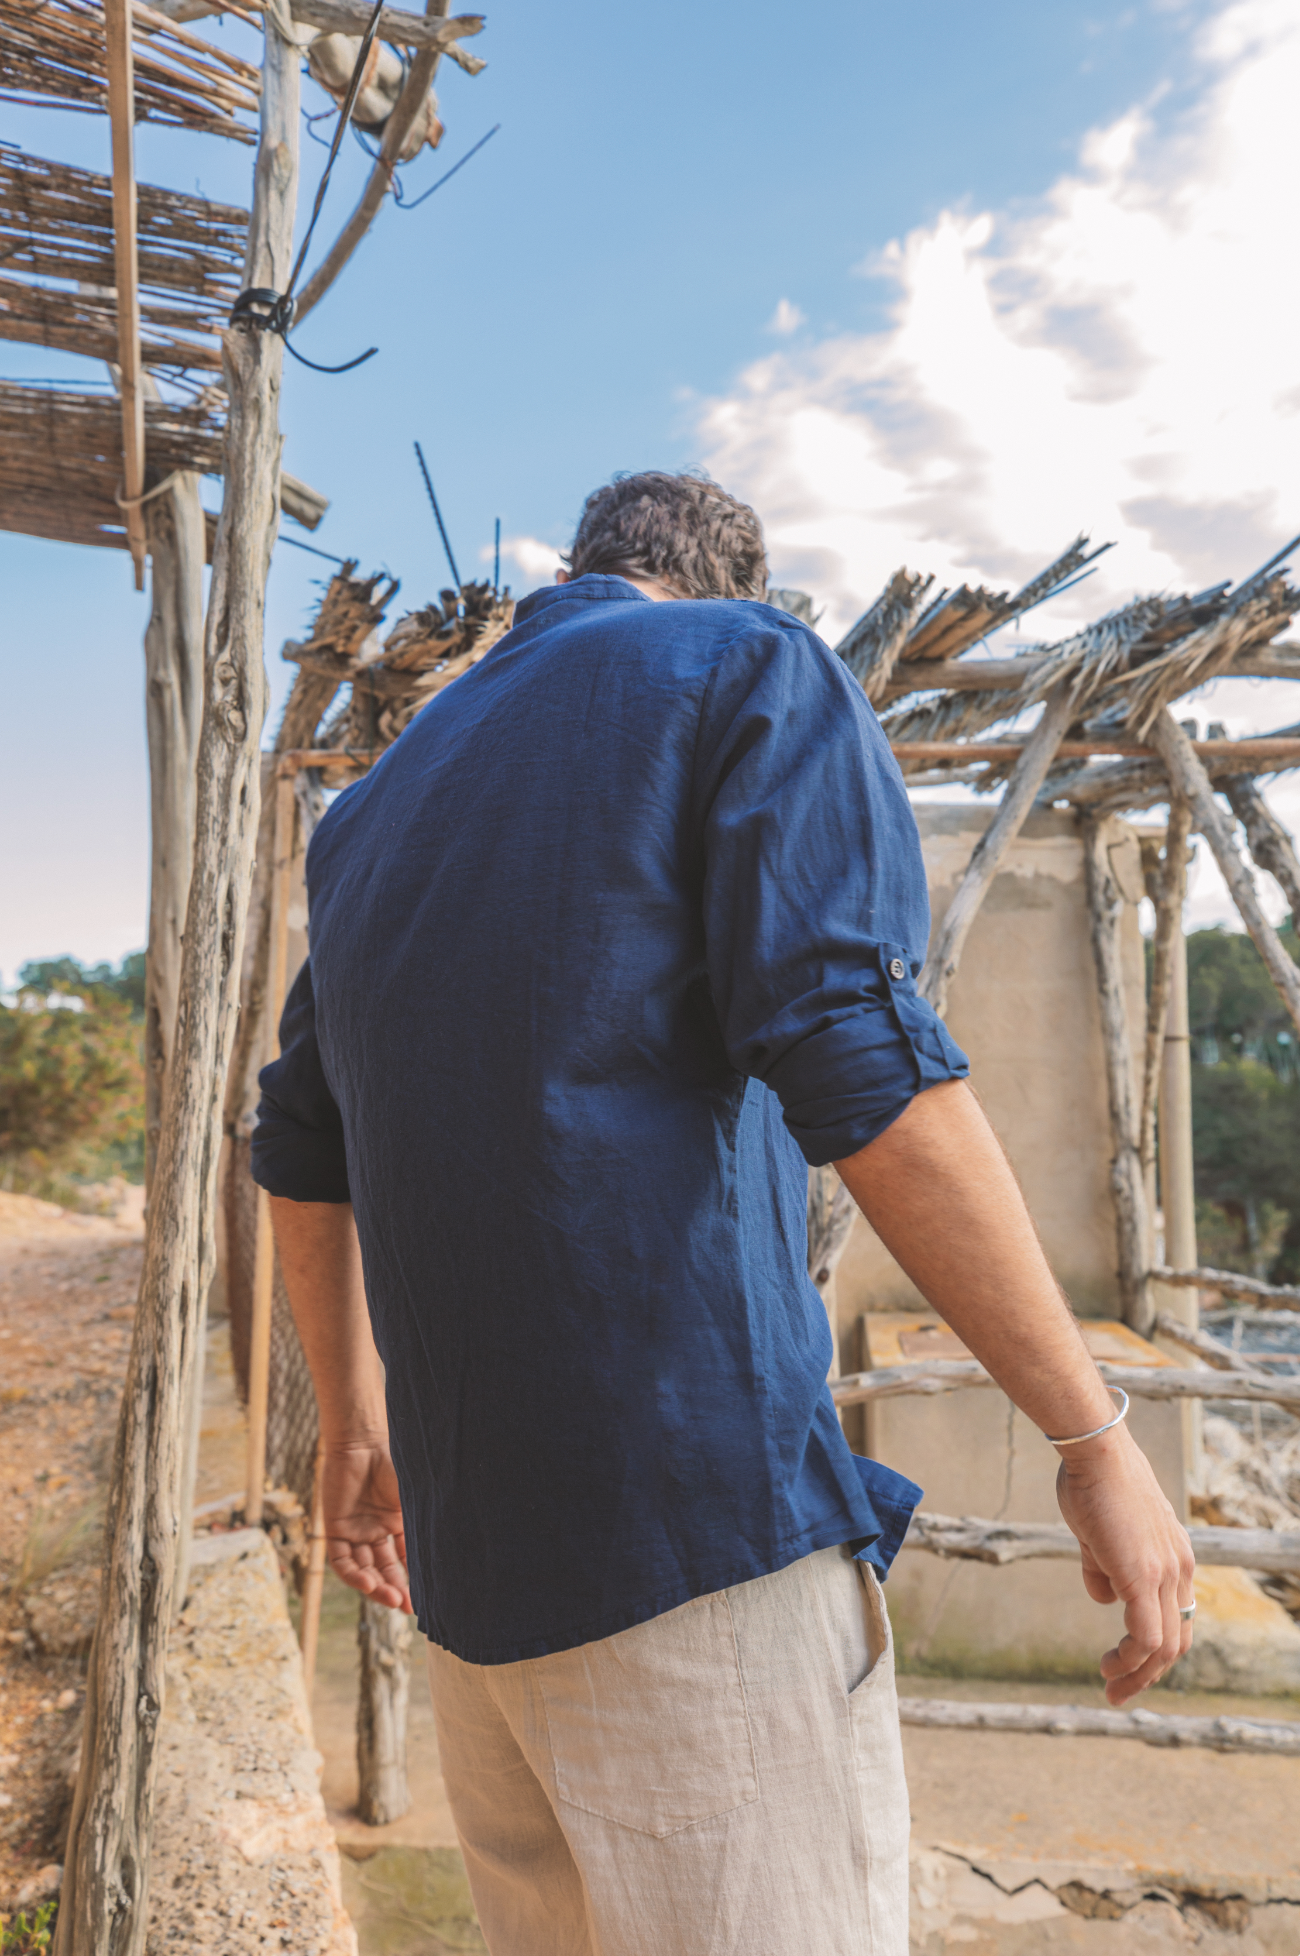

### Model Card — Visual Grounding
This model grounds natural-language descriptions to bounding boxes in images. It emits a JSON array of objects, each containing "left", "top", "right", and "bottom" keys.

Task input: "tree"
[{"left": 1183, "top": 925, "right": 1300, "bottom": 1279}]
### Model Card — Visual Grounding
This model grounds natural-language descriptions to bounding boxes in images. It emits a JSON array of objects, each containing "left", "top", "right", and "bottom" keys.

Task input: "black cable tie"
[{"left": 228, "top": 287, "right": 377, "bottom": 375}]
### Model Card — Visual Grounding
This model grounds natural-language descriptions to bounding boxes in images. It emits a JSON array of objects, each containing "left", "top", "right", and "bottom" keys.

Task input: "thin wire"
[
  {"left": 395, "top": 124, "right": 500, "bottom": 210},
  {"left": 284, "top": 0, "right": 385, "bottom": 304},
  {"left": 413, "top": 441, "right": 461, "bottom": 589},
  {"left": 279, "top": 532, "right": 348, "bottom": 564}
]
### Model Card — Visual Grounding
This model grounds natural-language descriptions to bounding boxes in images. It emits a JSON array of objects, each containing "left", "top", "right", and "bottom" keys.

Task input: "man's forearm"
[
  {"left": 836, "top": 1079, "right": 1115, "bottom": 1438},
  {"left": 836, "top": 1077, "right": 1195, "bottom": 1705},
  {"left": 268, "top": 1196, "right": 386, "bottom": 1444}
]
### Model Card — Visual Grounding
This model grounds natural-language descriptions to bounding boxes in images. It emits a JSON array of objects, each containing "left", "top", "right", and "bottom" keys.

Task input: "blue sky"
[{"left": 3, "top": 0, "right": 1296, "bottom": 977}]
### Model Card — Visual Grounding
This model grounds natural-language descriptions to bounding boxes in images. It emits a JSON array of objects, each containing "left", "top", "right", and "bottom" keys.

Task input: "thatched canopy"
[
  {"left": 0, "top": 151, "right": 247, "bottom": 372},
  {"left": 0, "top": 381, "right": 223, "bottom": 549},
  {"left": 0, "top": 0, "right": 259, "bottom": 140}
]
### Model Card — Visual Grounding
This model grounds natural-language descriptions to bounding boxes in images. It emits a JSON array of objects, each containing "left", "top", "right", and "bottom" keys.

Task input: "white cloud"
[
  {"left": 488, "top": 534, "right": 564, "bottom": 588},
  {"left": 699, "top": 0, "right": 1300, "bottom": 658},
  {"left": 697, "top": 0, "right": 1300, "bottom": 928},
  {"left": 766, "top": 298, "right": 806, "bottom": 336}
]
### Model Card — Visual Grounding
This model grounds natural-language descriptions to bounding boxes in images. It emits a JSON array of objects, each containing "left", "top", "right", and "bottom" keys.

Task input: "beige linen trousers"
[{"left": 426, "top": 1543, "right": 910, "bottom": 1955}]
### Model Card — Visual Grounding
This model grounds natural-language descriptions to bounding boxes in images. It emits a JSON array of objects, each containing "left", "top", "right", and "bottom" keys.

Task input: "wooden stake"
[
  {"left": 299, "top": 1439, "right": 328, "bottom": 1698},
  {"left": 919, "top": 681, "right": 1075, "bottom": 1015},
  {"left": 105, "top": 0, "right": 147, "bottom": 590},
  {"left": 245, "top": 769, "right": 296, "bottom": 1527},
  {"left": 1140, "top": 798, "right": 1191, "bottom": 1174},
  {"left": 55, "top": 12, "right": 300, "bottom": 1952},
  {"left": 1082, "top": 815, "right": 1154, "bottom": 1334},
  {"left": 1150, "top": 710, "right": 1300, "bottom": 1036},
  {"left": 356, "top": 1597, "right": 412, "bottom": 1824}
]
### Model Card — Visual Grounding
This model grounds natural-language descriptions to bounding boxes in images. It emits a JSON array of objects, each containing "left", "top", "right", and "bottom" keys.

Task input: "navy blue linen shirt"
[{"left": 253, "top": 577, "right": 969, "bottom": 1664}]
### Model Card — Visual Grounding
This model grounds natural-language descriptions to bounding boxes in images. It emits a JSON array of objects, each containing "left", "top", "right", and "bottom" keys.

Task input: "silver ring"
[{"left": 1179, "top": 1602, "right": 1196, "bottom": 1620}]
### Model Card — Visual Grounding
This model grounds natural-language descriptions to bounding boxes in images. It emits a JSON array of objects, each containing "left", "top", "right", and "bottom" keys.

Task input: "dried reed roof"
[
  {"left": 833, "top": 533, "right": 1300, "bottom": 808},
  {"left": 0, "top": 0, "right": 260, "bottom": 142},
  {"left": 0, "top": 151, "right": 247, "bottom": 372},
  {"left": 0, "top": 381, "right": 223, "bottom": 549}
]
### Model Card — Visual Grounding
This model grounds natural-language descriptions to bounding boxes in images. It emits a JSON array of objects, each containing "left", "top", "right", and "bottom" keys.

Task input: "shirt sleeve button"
[{"left": 888, "top": 957, "right": 906, "bottom": 981}]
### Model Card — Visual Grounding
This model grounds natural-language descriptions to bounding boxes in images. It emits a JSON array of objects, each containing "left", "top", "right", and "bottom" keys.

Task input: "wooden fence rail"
[
  {"left": 830, "top": 1358, "right": 1300, "bottom": 1410},
  {"left": 903, "top": 1511, "right": 1300, "bottom": 1575},
  {"left": 896, "top": 1699, "right": 1300, "bottom": 1757}
]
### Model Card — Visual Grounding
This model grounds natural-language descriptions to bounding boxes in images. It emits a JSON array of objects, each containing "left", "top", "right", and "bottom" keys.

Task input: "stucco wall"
[{"left": 836, "top": 805, "right": 1149, "bottom": 1346}]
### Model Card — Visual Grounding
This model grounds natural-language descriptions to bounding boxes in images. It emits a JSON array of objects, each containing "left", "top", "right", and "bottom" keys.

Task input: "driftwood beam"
[
  {"left": 1150, "top": 711, "right": 1300, "bottom": 1037},
  {"left": 54, "top": 11, "right": 300, "bottom": 1953},
  {"left": 890, "top": 737, "right": 1300, "bottom": 764},
  {"left": 276, "top": 744, "right": 380, "bottom": 770},
  {"left": 287, "top": 0, "right": 481, "bottom": 47},
  {"left": 1152, "top": 1264, "right": 1300, "bottom": 1308},
  {"left": 897, "top": 1698, "right": 1300, "bottom": 1757},
  {"left": 1152, "top": 1309, "right": 1269, "bottom": 1374},
  {"left": 294, "top": 0, "right": 456, "bottom": 325},
  {"left": 1223, "top": 773, "right": 1300, "bottom": 920},
  {"left": 918, "top": 682, "right": 1076, "bottom": 1016},
  {"left": 829, "top": 1359, "right": 1300, "bottom": 1409},
  {"left": 877, "top": 647, "right": 1300, "bottom": 702},
  {"left": 903, "top": 1511, "right": 1300, "bottom": 1574}
]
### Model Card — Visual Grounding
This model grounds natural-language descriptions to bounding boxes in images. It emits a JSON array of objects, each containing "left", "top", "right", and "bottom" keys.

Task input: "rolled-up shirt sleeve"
[
  {"left": 251, "top": 956, "right": 351, "bottom": 1202},
  {"left": 695, "top": 617, "right": 970, "bottom": 1166}
]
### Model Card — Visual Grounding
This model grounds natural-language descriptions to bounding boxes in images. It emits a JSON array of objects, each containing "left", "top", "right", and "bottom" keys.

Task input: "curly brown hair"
[{"left": 564, "top": 471, "right": 768, "bottom": 601}]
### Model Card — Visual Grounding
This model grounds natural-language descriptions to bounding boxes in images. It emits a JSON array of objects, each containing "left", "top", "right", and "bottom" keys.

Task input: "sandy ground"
[{"left": 0, "top": 1191, "right": 143, "bottom": 1910}]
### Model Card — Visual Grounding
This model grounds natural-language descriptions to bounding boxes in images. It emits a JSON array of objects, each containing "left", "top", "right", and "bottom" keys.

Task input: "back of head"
[{"left": 565, "top": 471, "right": 768, "bottom": 602}]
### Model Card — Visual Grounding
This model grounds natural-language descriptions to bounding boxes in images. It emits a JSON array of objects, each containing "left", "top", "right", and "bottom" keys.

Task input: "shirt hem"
[{"left": 418, "top": 1515, "right": 884, "bottom": 1667}]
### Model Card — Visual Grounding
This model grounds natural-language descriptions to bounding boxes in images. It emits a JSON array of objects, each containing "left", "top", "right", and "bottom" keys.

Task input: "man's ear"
[{"left": 555, "top": 568, "right": 570, "bottom": 584}]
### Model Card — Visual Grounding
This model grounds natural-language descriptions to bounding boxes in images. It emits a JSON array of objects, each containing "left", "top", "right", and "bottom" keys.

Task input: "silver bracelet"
[{"left": 1045, "top": 1387, "right": 1130, "bottom": 1448}]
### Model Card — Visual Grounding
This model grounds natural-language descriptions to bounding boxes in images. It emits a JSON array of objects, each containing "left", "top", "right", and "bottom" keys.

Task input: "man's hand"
[
  {"left": 267, "top": 1198, "right": 414, "bottom": 1616},
  {"left": 322, "top": 1441, "right": 413, "bottom": 1613},
  {"left": 836, "top": 1080, "right": 1196, "bottom": 1701},
  {"left": 1055, "top": 1426, "right": 1195, "bottom": 1704}
]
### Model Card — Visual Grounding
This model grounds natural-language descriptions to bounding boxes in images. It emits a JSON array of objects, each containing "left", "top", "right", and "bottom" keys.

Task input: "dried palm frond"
[{"left": 834, "top": 569, "right": 933, "bottom": 702}]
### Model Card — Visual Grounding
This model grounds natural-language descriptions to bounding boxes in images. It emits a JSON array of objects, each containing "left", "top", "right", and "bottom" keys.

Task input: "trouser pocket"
[{"left": 536, "top": 1592, "right": 760, "bottom": 1838}]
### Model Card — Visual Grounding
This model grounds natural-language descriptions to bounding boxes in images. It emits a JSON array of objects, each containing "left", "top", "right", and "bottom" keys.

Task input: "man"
[{"left": 255, "top": 472, "right": 1194, "bottom": 1956}]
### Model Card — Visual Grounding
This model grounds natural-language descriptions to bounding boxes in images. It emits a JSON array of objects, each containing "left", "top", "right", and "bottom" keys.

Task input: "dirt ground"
[{"left": 0, "top": 1191, "right": 144, "bottom": 1912}]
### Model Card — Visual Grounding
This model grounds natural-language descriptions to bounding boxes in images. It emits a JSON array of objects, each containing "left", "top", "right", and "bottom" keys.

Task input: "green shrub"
[
  {"left": 1, "top": 1902, "right": 57, "bottom": 1953},
  {"left": 0, "top": 961, "right": 144, "bottom": 1194}
]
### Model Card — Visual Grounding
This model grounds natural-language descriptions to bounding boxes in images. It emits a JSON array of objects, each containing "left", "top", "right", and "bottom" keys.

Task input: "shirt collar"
[{"left": 514, "top": 575, "right": 653, "bottom": 625}]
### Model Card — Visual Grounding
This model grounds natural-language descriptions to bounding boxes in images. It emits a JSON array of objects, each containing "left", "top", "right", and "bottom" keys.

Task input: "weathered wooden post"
[
  {"left": 1081, "top": 814, "right": 1154, "bottom": 1335},
  {"left": 142, "top": 466, "right": 207, "bottom": 1615},
  {"left": 357, "top": 1599, "right": 413, "bottom": 1825},
  {"left": 54, "top": 7, "right": 300, "bottom": 1948}
]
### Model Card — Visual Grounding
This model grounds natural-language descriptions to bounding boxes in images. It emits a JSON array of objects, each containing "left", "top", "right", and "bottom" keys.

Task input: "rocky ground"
[{"left": 0, "top": 1190, "right": 143, "bottom": 1916}]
